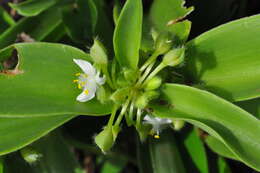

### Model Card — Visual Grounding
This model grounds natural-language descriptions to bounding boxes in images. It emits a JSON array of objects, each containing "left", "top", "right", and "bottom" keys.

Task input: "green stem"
[
  {"left": 115, "top": 97, "right": 131, "bottom": 126},
  {"left": 102, "top": 65, "right": 115, "bottom": 89},
  {"left": 136, "top": 61, "right": 155, "bottom": 86},
  {"left": 108, "top": 104, "right": 119, "bottom": 127},
  {"left": 140, "top": 51, "right": 160, "bottom": 72},
  {"left": 136, "top": 108, "right": 142, "bottom": 128},
  {"left": 142, "top": 62, "right": 166, "bottom": 87}
]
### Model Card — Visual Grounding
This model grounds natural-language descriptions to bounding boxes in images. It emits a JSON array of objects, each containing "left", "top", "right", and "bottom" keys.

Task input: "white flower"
[
  {"left": 73, "top": 59, "right": 105, "bottom": 102},
  {"left": 143, "top": 114, "right": 172, "bottom": 138}
]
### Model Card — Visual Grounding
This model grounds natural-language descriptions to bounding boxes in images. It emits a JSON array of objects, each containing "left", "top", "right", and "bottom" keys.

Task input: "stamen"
[
  {"left": 73, "top": 80, "right": 79, "bottom": 83},
  {"left": 75, "top": 73, "right": 81, "bottom": 76},
  {"left": 82, "top": 74, "right": 88, "bottom": 78},
  {"left": 154, "top": 135, "right": 160, "bottom": 139},
  {"left": 78, "top": 84, "right": 82, "bottom": 89},
  {"left": 84, "top": 89, "right": 89, "bottom": 95}
]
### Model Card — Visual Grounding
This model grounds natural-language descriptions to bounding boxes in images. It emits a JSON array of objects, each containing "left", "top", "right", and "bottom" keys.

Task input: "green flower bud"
[
  {"left": 97, "top": 86, "right": 110, "bottom": 104},
  {"left": 90, "top": 39, "right": 108, "bottom": 65},
  {"left": 144, "top": 76, "right": 162, "bottom": 91},
  {"left": 95, "top": 126, "right": 114, "bottom": 153},
  {"left": 162, "top": 46, "right": 185, "bottom": 67},
  {"left": 172, "top": 120, "right": 185, "bottom": 131},
  {"left": 145, "top": 90, "right": 159, "bottom": 100},
  {"left": 110, "top": 87, "right": 130, "bottom": 104},
  {"left": 20, "top": 147, "right": 42, "bottom": 164},
  {"left": 123, "top": 68, "right": 138, "bottom": 83},
  {"left": 154, "top": 33, "right": 173, "bottom": 55},
  {"left": 135, "top": 93, "right": 148, "bottom": 109}
]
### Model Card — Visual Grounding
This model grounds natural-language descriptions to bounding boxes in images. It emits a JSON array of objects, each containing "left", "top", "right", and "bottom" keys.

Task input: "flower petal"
[
  {"left": 73, "top": 59, "right": 96, "bottom": 76},
  {"left": 76, "top": 89, "right": 95, "bottom": 102}
]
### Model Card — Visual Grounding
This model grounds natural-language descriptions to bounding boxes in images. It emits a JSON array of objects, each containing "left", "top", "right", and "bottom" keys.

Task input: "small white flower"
[
  {"left": 73, "top": 59, "right": 105, "bottom": 102},
  {"left": 143, "top": 114, "right": 172, "bottom": 138}
]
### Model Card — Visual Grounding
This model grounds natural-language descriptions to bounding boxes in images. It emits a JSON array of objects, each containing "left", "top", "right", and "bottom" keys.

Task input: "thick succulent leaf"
[
  {"left": 0, "top": 9, "right": 62, "bottom": 49},
  {"left": 151, "top": 84, "right": 260, "bottom": 171},
  {"left": 236, "top": 98, "right": 260, "bottom": 118},
  {"left": 183, "top": 129, "right": 208, "bottom": 173},
  {"left": 0, "top": 43, "right": 111, "bottom": 117},
  {"left": 149, "top": 0, "right": 193, "bottom": 42},
  {"left": 0, "top": 115, "right": 75, "bottom": 155},
  {"left": 205, "top": 136, "right": 237, "bottom": 160},
  {"left": 186, "top": 14, "right": 260, "bottom": 101},
  {"left": 113, "top": 0, "right": 142, "bottom": 69},
  {"left": 4, "top": 132, "right": 82, "bottom": 173},
  {"left": 9, "top": 0, "right": 56, "bottom": 17}
]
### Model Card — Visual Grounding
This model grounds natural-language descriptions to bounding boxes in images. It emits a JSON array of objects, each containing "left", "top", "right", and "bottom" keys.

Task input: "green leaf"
[
  {"left": 217, "top": 157, "right": 231, "bottom": 173},
  {"left": 151, "top": 84, "right": 260, "bottom": 171},
  {"left": 4, "top": 132, "right": 82, "bottom": 173},
  {"left": 101, "top": 159, "right": 126, "bottom": 173},
  {"left": 9, "top": 0, "right": 56, "bottom": 17},
  {"left": 62, "top": 0, "right": 97, "bottom": 43},
  {"left": 205, "top": 136, "right": 237, "bottom": 160},
  {"left": 0, "top": 157, "right": 3, "bottom": 173},
  {"left": 0, "top": 43, "right": 111, "bottom": 117},
  {"left": 113, "top": 0, "right": 142, "bottom": 69},
  {"left": 0, "top": 7, "right": 15, "bottom": 33},
  {"left": 148, "top": 130, "right": 186, "bottom": 173},
  {"left": 183, "top": 129, "right": 208, "bottom": 173},
  {"left": 149, "top": 0, "right": 193, "bottom": 42},
  {"left": 0, "top": 8, "right": 62, "bottom": 49},
  {"left": 186, "top": 14, "right": 260, "bottom": 101},
  {"left": 236, "top": 98, "right": 260, "bottom": 118},
  {"left": 0, "top": 115, "right": 75, "bottom": 155}
]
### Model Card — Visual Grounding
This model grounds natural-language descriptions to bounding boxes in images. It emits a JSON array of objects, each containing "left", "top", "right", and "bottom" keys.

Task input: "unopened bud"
[
  {"left": 95, "top": 126, "right": 114, "bottom": 153},
  {"left": 90, "top": 39, "right": 108, "bottom": 65},
  {"left": 135, "top": 94, "right": 148, "bottom": 109},
  {"left": 173, "top": 120, "right": 185, "bottom": 131},
  {"left": 20, "top": 147, "right": 42, "bottom": 164},
  {"left": 110, "top": 87, "right": 130, "bottom": 104},
  {"left": 154, "top": 33, "right": 173, "bottom": 55},
  {"left": 162, "top": 47, "right": 185, "bottom": 67},
  {"left": 144, "top": 76, "right": 162, "bottom": 91}
]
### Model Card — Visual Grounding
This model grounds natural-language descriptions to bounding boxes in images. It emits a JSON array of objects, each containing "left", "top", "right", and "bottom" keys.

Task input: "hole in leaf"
[{"left": 0, "top": 49, "right": 23, "bottom": 75}]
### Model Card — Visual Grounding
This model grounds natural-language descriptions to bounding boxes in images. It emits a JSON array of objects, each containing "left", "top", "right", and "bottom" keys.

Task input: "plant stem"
[
  {"left": 142, "top": 62, "right": 166, "bottom": 87},
  {"left": 136, "top": 61, "right": 155, "bottom": 86},
  {"left": 102, "top": 65, "right": 115, "bottom": 89},
  {"left": 115, "top": 97, "right": 131, "bottom": 126},
  {"left": 140, "top": 51, "right": 160, "bottom": 72},
  {"left": 108, "top": 104, "right": 119, "bottom": 127}
]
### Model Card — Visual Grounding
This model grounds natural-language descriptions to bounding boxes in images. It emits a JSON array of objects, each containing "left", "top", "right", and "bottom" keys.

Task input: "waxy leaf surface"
[
  {"left": 0, "top": 43, "right": 111, "bottom": 117},
  {"left": 186, "top": 14, "right": 260, "bottom": 101},
  {"left": 151, "top": 84, "right": 260, "bottom": 171}
]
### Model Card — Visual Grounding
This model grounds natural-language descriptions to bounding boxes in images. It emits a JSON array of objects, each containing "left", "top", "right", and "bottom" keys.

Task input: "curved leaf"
[
  {"left": 151, "top": 84, "right": 260, "bottom": 171},
  {"left": 113, "top": 0, "right": 142, "bottom": 69},
  {"left": 186, "top": 14, "right": 260, "bottom": 101},
  {"left": 205, "top": 136, "right": 237, "bottom": 160},
  {"left": 149, "top": 0, "right": 193, "bottom": 42},
  {"left": 236, "top": 98, "right": 260, "bottom": 118},
  {"left": 0, "top": 43, "right": 111, "bottom": 117},
  {"left": 0, "top": 115, "right": 75, "bottom": 155},
  {"left": 9, "top": 0, "right": 56, "bottom": 17},
  {"left": 0, "top": 9, "right": 62, "bottom": 49}
]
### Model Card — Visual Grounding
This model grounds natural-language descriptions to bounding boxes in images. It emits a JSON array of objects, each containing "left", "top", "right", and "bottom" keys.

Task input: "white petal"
[
  {"left": 73, "top": 59, "right": 96, "bottom": 75},
  {"left": 76, "top": 90, "right": 95, "bottom": 102}
]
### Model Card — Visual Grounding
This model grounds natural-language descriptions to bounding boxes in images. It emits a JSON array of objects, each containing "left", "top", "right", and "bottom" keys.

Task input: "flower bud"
[
  {"left": 144, "top": 76, "right": 162, "bottom": 91},
  {"left": 96, "top": 86, "right": 110, "bottom": 104},
  {"left": 123, "top": 68, "right": 138, "bottom": 83},
  {"left": 162, "top": 47, "right": 185, "bottom": 67},
  {"left": 20, "top": 147, "right": 42, "bottom": 164},
  {"left": 90, "top": 39, "right": 108, "bottom": 65},
  {"left": 173, "top": 120, "right": 185, "bottom": 131},
  {"left": 110, "top": 87, "right": 130, "bottom": 104},
  {"left": 135, "top": 94, "right": 148, "bottom": 109},
  {"left": 95, "top": 126, "right": 114, "bottom": 153},
  {"left": 154, "top": 33, "right": 173, "bottom": 55}
]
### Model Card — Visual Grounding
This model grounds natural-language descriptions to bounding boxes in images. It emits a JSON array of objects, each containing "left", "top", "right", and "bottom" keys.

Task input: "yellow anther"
[
  {"left": 81, "top": 82, "right": 86, "bottom": 86},
  {"left": 75, "top": 73, "right": 81, "bottom": 76},
  {"left": 73, "top": 79, "right": 79, "bottom": 83},
  {"left": 78, "top": 84, "right": 82, "bottom": 89},
  {"left": 154, "top": 135, "right": 160, "bottom": 139},
  {"left": 84, "top": 89, "right": 89, "bottom": 95},
  {"left": 82, "top": 74, "right": 88, "bottom": 78}
]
